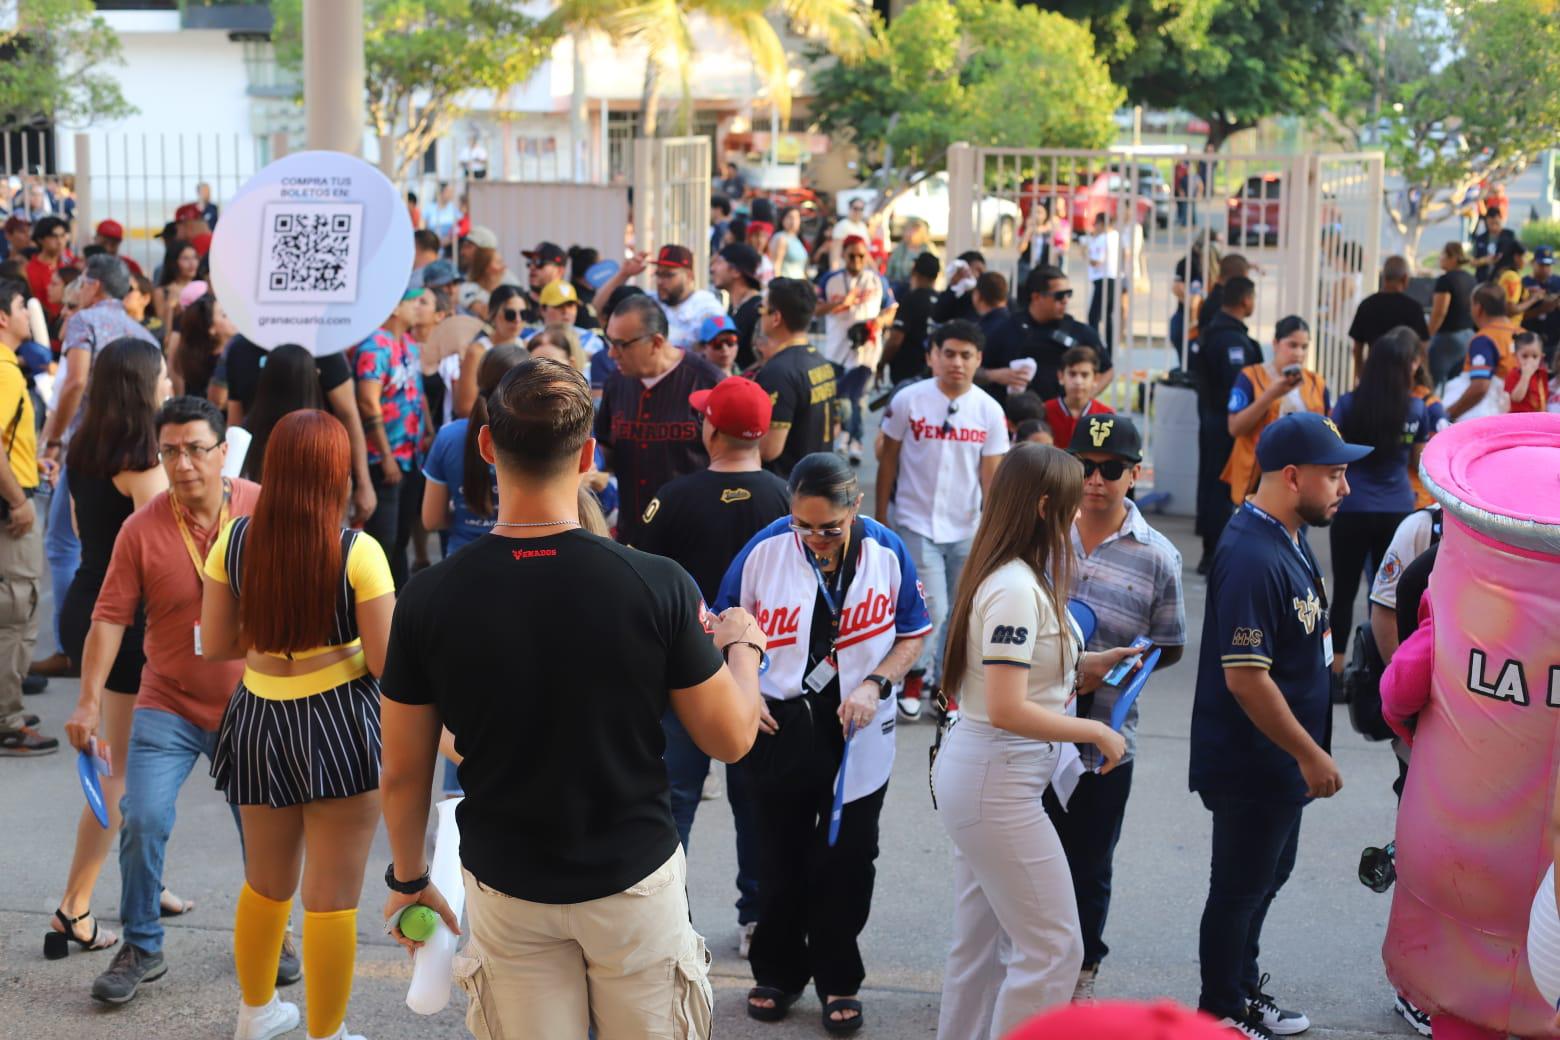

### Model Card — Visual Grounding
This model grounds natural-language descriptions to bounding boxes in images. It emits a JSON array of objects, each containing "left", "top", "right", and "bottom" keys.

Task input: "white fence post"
[
  {"left": 946, "top": 142, "right": 976, "bottom": 260},
  {"left": 73, "top": 134, "right": 92, "bottom": 254}
]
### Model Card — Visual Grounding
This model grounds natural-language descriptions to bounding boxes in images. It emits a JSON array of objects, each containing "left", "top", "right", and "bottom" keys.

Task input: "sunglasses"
[
  {"left": 1049, "top": 289, "right": 1074, "bottom": 302},
  {"left": 501, "top": 308, "right": 520, "bottom": 323},
  {"left": 1079, "top": 458, "right": 1130, "bottom": 481},
  {"left": 789, "top": 521, "right": 848, "bottom": 539}
]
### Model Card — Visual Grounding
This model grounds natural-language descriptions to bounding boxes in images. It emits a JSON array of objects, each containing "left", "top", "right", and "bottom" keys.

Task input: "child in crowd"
[
  {"left": 1506, "top": 330, "right": 1549, "bottom": 413},
  {"left": 698, "top": 314, "right": 740, "bottom": 377},
  {"left": 1014, "top": 419, "right": 1053, "bottom": 444},
  {"left": 1043, "top": 345, "right": 1113, "bottom": 449},
  {"left": 1003, "top": 390, "right": 1046, "bottom": 441}
]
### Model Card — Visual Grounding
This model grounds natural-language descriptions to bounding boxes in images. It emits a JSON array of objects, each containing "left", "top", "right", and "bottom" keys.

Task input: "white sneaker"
[
  {"left": 897, "top": 695, "right": 923, "bottom": 721},
  {"left": 701, "top": 769, "right": 723, "bottom": 801},
  {"left": 1071, "top": 965, "right": 1097, "bottom": 1003},
  {"left": 738, "top": 921, "right": 756, "bottom": 959},
  {"left": 1248, "top": 974, "right": 1309, "bottom": 1035},
  {"left": 234, "top": 994, "right": 300, "bottom": 1040},
  {"left": 1215, "top": 1011, "right": 1274, "bottom": 1039},
  {"left": 1393, "top": 994, "right": 1432, "bottom": 1037},
  {"left": 307, "top": 1026, "right": 366, "bottom": 1040}
]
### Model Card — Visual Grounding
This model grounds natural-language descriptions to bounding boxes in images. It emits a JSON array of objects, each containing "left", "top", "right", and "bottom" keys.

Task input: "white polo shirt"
[{"left": 881, "top": 379, "right": 1010, "bottom": 543}]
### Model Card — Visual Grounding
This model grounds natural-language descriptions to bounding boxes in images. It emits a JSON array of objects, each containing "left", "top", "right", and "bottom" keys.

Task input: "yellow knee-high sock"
[
  {"left": 234, "top": 883, "right": 292, "bottom": 1008},
  {"left": 303, "top": 908, "right": 357, "bottom": 1039}
]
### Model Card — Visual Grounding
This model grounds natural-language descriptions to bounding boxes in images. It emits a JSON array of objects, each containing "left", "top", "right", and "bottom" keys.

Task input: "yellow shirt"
[
  {"left": 0, "top": 344, "right": 38, "bottom": 490},
  {"left": 204, "top": 522, "right": 394, "bottom": 698}
]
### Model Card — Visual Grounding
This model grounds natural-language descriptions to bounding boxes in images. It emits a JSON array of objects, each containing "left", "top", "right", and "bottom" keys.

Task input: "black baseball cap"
[
  {"left": 1067, "top": 413, "right": 1142, "bottom": 462},
  {"left": 718, "top": 243, "right": 762, "bottom": 287},
  {"left": 1256, "top": 412, "right": 1371, "bottom": 471},
  {"left": 523, "top": 241, "right": 567, "bottom": 267}
]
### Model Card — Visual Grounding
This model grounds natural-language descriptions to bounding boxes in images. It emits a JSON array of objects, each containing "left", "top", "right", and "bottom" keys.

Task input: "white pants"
[{"left": 932, "top": 719, "right": 1083, "bottom": 1040}]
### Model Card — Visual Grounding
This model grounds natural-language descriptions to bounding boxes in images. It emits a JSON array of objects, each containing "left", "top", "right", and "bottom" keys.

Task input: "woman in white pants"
[{"left": 931, "top": 443, "right": 1138, "bottom": 1040}]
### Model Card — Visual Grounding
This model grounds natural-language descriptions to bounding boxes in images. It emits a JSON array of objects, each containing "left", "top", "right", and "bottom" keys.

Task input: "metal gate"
[
  {"left": 632, "top": 136, "right": 712, "bottom": 287},
  {"left": 946, "top": 143, "right": 1384, "bottom": 399}
]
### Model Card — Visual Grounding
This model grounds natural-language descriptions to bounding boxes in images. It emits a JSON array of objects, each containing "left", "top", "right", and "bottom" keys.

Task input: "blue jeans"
[
  {"left": 662, "top": 710, "right": 760, "bottom": 924},
  {"left": 1196, "top": 793, "right": 1304, "bottom": 1018},
  {"left": 835, "top": 365, "right": 872, "bottom": 444},
  {"left": 898, "top": 528, "right": 971, "bottom": 684},
  {"left": 120, "top": 707, "right": 239, "bottom": 954},
  {"left": 42, "top": 468, "right": 79, "bottom": 650}
]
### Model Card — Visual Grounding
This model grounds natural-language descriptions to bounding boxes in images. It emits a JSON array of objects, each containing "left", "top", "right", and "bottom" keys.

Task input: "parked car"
[
  {"left": 835, "top": 171, "right": 1023, "bottom": 246},
  {"left": 1227, "top": 173, "right": 1284, "bottom": 247},
  {"left": 1107, "top": 162, "right": 1172, "bottom": 229},
  {"left": 1020, "top": 171, "right": 1157, "bottom": 235}
]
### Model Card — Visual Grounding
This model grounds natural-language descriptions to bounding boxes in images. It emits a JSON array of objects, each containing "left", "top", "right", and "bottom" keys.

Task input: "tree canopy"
[
  {"left": 0, "top": 0, "right": 135, "bottom": 129},
  {"left": 810, "top": 0, "right": 1121, "bottom": 195}
]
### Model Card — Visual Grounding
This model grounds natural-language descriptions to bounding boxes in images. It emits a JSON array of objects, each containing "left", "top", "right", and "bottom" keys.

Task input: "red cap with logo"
[
  {"left": 1004, "top": 1001, "right": 1235, "bottom": 1040},
  {"left": 96, "top": 220, "right": 124, "bottom": 241},
  {"left": 689, "top": 376, "right": 771, "bottom": 440},
  {"left": 175, "top": 203, "right": 201, "bottom": 223},
  {"left": 651, "top": 244, "right": 694, "bottom": 269}
]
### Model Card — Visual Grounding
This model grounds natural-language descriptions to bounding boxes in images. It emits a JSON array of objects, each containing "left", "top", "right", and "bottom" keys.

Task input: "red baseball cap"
[
  {"left": 1004, "top": 1001, "right": 1235, "bottom": 1040},
  {"left": 192, "top": 232, "right": 213, "bottom": 257},
  {"left": 651, "top": 244, "right": 694, "bottom": 269},
  {"left": 96, "top": 219, "right": 124, "bottom": 241},
  {"left": 689, "top": 376, "right": 771, "bottom": 440},
  {"left": 175, "top": 203, "right": 201, "bottom": 223}
]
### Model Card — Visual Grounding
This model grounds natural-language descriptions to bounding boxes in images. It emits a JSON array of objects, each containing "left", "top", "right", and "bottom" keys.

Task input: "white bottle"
[{"left": 406, "top": 796, "right": 466, "bottom": 1015}]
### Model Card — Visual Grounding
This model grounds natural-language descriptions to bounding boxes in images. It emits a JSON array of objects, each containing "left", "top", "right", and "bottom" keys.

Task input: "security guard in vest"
[
  {"left": 1194, "top": 275, "right": 1261, "bottom": 573},
  {"left": 1222, "top": 315, "right": 1331, "bottom": 506}
]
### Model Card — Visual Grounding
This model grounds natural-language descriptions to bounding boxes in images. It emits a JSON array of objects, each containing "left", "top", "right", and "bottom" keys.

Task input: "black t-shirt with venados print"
[{"left": 381, "top": 529, "right": 724, "bottom": 904}]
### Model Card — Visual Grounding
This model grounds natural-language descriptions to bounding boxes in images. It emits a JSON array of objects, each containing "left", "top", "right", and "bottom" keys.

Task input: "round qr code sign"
[{"left": 210, "top": 150, "right": 414, "bottom": 356}]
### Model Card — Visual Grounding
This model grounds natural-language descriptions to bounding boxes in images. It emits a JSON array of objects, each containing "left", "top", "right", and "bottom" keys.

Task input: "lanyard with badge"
[
  {"left": 803, "top": 538, "right": 848, "bottom": 696},
  {"left": 1241, "top": 500, "right": 1331, "bottom": 661},
  {"left": 173, "top": 478, "right": 231, "bottom": 657}
]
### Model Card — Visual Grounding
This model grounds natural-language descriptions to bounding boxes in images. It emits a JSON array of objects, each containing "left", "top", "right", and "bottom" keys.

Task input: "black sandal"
[
  {"left": 822, "top": 997, "right": 864, "bottom": 1034},
  {"left": 746, "top": 986, "right": 803, "bottom": 1022},
  {"left": 43, "top": 908, "right": 119, "bottom": 960}
]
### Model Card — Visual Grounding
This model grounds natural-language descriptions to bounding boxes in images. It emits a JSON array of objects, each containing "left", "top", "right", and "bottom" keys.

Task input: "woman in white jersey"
[{"left": 930, "top": 442, "right": 1140, "bottom": 1039}]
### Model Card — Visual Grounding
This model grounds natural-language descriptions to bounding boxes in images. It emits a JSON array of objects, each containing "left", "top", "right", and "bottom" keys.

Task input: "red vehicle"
[
  {"left": 1227, "top": 173, "right": 1284, "bottom": 247},
  {"left": 1018, "top": 172, "right": 1155, "bottom": 234}
]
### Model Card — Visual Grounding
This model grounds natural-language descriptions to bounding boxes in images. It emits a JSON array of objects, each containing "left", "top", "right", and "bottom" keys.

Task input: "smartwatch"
[
  {"left": 866, "top": 673, "right": 893, "bottom": 700},
  {"left": 385, "top": 862, "right": 430, "bottom": 895}
]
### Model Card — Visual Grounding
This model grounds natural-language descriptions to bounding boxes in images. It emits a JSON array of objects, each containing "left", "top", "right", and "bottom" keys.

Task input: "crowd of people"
[{"left": 0, "top": 170, "right": 1553, "bottom": 1040}]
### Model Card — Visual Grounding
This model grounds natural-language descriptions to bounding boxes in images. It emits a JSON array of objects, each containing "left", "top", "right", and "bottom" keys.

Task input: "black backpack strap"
[
  {"left": 0, "top": 358, "right": 26, "bottom": 472},
  {"left": 1429, "top": 507, "right": 1443, "bottom": 545}
]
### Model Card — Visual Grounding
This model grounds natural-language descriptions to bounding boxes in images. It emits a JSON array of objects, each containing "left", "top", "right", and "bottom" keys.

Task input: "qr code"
[{"left": 258, "top": 202, "right": 364, "bottom": 305}]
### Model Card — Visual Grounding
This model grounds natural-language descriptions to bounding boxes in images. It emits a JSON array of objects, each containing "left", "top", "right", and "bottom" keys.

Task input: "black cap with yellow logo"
[{"left": 1067, "top": 413, "right": 1142, "bottom": 462}]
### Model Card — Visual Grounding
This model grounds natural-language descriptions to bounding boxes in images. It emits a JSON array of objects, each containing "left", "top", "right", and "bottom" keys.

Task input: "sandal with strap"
[
  {"left": 159, "top": 887, "right": 195, "bottom": 918},
  {"left": 822, "top": 997, "right": 864, "bottom": 1035},
  {"left": 44, "top": 908, "right": 119, "bottom": 960},
  {"left": 746, "top": 986, "right": 803, "bottom": 1023}
]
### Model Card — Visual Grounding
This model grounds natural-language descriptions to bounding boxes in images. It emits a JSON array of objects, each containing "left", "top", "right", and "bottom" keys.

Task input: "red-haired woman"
[{"left": 202, "top": 410, "right": 394, "bottom": 1040}]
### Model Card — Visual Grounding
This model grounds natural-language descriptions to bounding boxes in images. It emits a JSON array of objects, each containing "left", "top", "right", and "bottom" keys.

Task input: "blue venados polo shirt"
[{"left": 1189, "top": 502, "right": 1333, "bottom": 804}]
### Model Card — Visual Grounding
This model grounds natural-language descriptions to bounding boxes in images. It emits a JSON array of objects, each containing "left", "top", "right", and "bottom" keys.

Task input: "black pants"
[
  {"left": 747, "top": 700, "right": 887, "bottom": 1002},
  {"left": 1042, "top": 758, "right": 1135, "bottom": 968},
  {"left": 366, "top": 465, "right": 424, "bottom": 590},
  {"left": 1196, "top": 411, "right": 1235, "bottom": 559},
  {"left": 1089, "top": 278, "right": 1119, "bottom": 354},
  {"left": 1197, "top": 793, "right": 1304, "bottom": 1019},
  {"left": 1328, "top": 509, "right": 1405, "bottom": 657}
]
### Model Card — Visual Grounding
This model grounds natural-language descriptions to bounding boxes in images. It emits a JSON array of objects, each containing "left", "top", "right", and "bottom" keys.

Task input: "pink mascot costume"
[{"left": 1381, "top": 413, "right": 1560, "bottom": 1039}]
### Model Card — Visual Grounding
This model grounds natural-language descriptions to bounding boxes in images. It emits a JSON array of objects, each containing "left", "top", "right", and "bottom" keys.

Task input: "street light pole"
[{"left": 303, "top": 0, "right": 365, "bottom": 156}]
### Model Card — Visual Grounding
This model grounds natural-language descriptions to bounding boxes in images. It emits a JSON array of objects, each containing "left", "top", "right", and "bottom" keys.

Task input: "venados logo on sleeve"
[
  {"left": 1088, "top": 417, "right": 1114, "bottom": 447},
  {"left": 1293, "top": 589, "right": 1322, "bottom": 634},
  {"left": 641, "top": 498, "right": 660, "bottom": 524}
]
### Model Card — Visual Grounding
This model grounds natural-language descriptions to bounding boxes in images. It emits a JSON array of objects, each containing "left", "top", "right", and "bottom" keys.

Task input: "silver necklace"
[{"left": 491, "top": 519, "right": 580, "bottom": 529}]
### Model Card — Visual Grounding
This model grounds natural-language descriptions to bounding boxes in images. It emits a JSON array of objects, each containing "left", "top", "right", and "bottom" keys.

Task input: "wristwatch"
[
  {"left": 866, "top": 674, "right": 893, "bottom": 700},
  {"left": 385, "top": 862, "right": 430, "bottom": 895}
]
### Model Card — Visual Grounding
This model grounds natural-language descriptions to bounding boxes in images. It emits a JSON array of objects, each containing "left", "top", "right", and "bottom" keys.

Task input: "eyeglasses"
[
  {"left": 158, "top": 443, "right": 220, "bottom": 463},
  {"left": 604, "top": 332, "right": 653, "bottom": 352},
  {"left": 1079, "top": 458, "right": 1129, "bottom": 481},
  {"left": 789, "top": 521, "right": 849, "bottom": 539},
  {"left": 1049, "top": 289, "right": 1074, "bottom": 302}
]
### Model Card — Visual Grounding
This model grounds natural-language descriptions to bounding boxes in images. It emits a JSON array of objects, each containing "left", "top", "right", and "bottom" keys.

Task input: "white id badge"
[
  {"left": 193, "top": 623, "right": 202, "bottom": 658},
  {"left": 804, "top": 657, "right": 837, "bottom": 694}
]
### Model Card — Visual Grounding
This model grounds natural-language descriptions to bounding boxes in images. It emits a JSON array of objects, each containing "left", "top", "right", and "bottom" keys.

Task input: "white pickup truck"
[{"left": 835, "top": 171, "right": 1021, "bottom": 246}]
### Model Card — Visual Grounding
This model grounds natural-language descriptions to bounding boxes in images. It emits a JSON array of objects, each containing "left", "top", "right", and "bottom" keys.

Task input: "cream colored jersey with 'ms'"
[{"left": 954, "top": 558, "right": 1081, "bottom": 724}]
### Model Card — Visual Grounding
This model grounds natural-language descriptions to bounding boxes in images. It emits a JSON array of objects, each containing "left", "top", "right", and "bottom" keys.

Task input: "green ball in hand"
[{"left": 398, "top": 905, "right": 439, "bottom": 942}]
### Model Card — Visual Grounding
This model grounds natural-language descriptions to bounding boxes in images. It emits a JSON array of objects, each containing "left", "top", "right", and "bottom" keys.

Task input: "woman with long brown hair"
[
  {"left": 421, "top": 344, "right": 525, "bottom": 552},
  {"left": 930, "top": 443, "right": 1140, "bottom": 1039},
  {"left": 202, "top": 410, "right": 394, "bottom": 1040}
]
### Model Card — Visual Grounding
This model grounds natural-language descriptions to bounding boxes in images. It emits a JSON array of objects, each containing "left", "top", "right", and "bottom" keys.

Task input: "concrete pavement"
[{"left": 0, "top": 432, "right": 1423, "bottom": 1038}]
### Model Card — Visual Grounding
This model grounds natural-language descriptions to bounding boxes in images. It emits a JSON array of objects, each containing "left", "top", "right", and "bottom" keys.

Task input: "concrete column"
[{"left": 303, "top": 0, "right": 365, "bottom": 155}]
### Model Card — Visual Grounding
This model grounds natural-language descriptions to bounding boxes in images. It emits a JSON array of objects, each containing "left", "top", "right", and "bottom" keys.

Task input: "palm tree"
[{"left": 545, "top": 0, "right": 872, "bottom": 138}]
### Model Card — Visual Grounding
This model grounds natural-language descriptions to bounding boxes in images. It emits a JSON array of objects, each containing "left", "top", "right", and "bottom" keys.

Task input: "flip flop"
[
  {"left": 746, "top": 986, "right": 803, "bottom": 1023},
  {"left": 159, "top": 887, "right": 195, "bottom": 918},
  {"left": 822, "top": 997, "right": 864, "bottom": 1034}
]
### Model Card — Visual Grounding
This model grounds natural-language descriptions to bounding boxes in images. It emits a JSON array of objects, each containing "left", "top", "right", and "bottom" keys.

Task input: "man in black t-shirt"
[
  {"left": 713, "top": 243, "right": 764, "bottom": 370},
  {"left": 883, "top": 252, "right": 939, "bottom": 386},
  {"left": 983, "top": 265, "right": 1110, "bottom": 402},
  {"left": 1348, "top": 255, "right": 1430, "bottom": 377},
  {"left": 595, "top": 295, "right": 722, "bottom": 545},
  {"left": 379, "top": 357, "right": 763, "bottom": 1038},
  {"left": 754, "top": 277, "right": 836, "bottom": 476},
  {"left": 1470, "top": 207, "right": 1517, "bottom": 284},
  {"left": 215, "top": 336, "right": 377, "bottom": 525},
  {"left": 637, "top": 376, "right": 788, "bottom": 947}
]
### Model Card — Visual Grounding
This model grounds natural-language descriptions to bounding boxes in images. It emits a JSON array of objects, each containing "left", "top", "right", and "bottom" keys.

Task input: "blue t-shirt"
[
  {"left": 1189, "top": 503, "right": 1332, "bottom": 804},
  {"left": 1463, "top": 332, "right": 1505, "bottom": 381},
  {"left": 1330, "top": 392, "right": 1429, "bottom": 514},
  {"left": 421, "top": 419, "right": 495, "bottom": 552}
]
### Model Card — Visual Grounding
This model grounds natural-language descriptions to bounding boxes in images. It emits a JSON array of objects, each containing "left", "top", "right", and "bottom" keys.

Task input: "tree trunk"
[{"left": 639, "top": 57, "right": 662, "bottom": 138}]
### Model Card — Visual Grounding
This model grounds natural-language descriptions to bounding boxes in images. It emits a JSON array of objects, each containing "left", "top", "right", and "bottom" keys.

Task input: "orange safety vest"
[{"left": 1221, "top": 363, "right": 1330, "bottom": 504}]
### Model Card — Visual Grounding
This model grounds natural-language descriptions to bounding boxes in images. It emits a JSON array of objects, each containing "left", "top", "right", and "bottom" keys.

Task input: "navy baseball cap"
[
  {"left": 1255, "top": 413, "right": 1372, "bottom": 471},
  {"left": 1535, "top": 245, "right": 1555, "bottom": 266},
  {"left": 420, "top": 259, "right": 458, "bottom": 288}
]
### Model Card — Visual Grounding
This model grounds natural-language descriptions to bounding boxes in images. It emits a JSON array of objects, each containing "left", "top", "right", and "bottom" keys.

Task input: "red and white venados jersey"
[
  {"left": 881, "top": 380, "right": 1009, "bottom": 543},
  {"left": 716, "top": 515, "right": 932, "bottom": 803}
]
